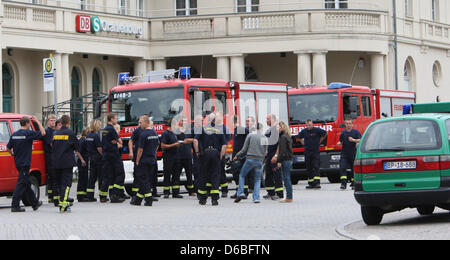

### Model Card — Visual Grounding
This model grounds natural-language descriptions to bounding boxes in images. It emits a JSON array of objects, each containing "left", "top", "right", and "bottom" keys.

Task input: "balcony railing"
[
  {"left": 150, "top": 10, "right": 388, "bottom": 40},
  {"left": 422, "top": 20, "right": 450, "bottom": 43},
  {"left": 2, "top": 2, "right": 449, "bottom": 46}
]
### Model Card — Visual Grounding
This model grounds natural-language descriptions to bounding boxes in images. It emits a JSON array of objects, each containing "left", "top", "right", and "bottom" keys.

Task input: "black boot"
[
  {"left": 130, "top": 196, "right": 143, "bottom": 206},
  {"left": 144, "top": 197, "right": 153, "bottom": 207},
  {"left": 110, "top": 194, "right": 125, "bottom": 203},
  {"left": 340, "top": 181, "right": 347, "bottom": 190},
  {"left": 11, "top": 207, "right": 25, "bottom": 213}
]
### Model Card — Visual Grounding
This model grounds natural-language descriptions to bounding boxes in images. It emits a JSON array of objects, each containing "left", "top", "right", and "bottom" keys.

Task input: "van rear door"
[{"left": 358, "top": 119, "right": 442, "bottom": 192}]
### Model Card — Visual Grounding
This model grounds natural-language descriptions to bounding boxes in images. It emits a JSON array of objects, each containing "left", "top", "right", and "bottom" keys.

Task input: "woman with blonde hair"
[
  {"left": 272, "top": 121, "right": 294, "bottom": 203},
  {"left": 85, "top": 120, "right": 103, "bottom": 202}
]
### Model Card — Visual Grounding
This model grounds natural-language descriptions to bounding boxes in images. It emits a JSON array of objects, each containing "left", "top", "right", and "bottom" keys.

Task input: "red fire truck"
[
  {"left": 288, "top": 83, "right": 416, "bottom": 184},
  {"left": 0, "top": 113, "right": 47, "bottom": 205},
  {"left": 101, "top": 70, "right": 289, "bottom": 194}
]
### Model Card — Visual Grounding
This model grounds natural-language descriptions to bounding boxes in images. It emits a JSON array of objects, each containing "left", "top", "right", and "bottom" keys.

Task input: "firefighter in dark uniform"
[
  {"left": 101, "top": 113, "right": 125, "bottom": 203},
  {"left": 215, "top": 111, "right": 232, "bottom": 198},
  {"left": 41, "top": 114, "right": 58, "bottom": 204},
  {"left": 194, "top": 113, "right": 227, "bottom": 206},
  {"left": 128, "top": 117, "right": 144, "bottom": 197},
  {"left": 192, "top": 115, "right": 204, "bottom": 193},
  {"left": 52, "top": 115, "right": 86, "bottom": 213},
  {"left": 297, "top": 119, "right": 327, "bottom": 189},
  {"left": 85, "top": 120, "right": 102, "bottom": 202},
  {"left": 76, "top": 127, "right": 90, "bottom": 202},
  {"left": 7, "top": 116, "right": 45, "bottom": 213},
  {"left": 264, "top": 114, "right": 284, "bottom": 199},
  {"left": 174, "top": 117, "right": 195, "bottom": 196},
  {"left": 132, "top": 115, "right": 159, "bottom": 206},
  {"left": 161, "top": 118, "right": 182, "bottom": 198},
  {"left": 338, "top": 119, "right": 362, "bottom": 190}
]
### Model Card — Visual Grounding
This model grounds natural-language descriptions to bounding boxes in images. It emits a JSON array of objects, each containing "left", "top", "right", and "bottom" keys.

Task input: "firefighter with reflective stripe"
[
  {"left": 297, "top": 119, "right": 327, "bottom": 189},
  {"left": 215, "top": 111, "right": 232, "bottom": 198},
  {"left": 113, "top": 124, "right": 129, "bottom": 200},
  {"left": 51, "top": 115, "right": 86, "bottom": 213},
  {"left": 101, "top": 113, "right": 125, "bottom": 203},
  {"left": 263, "top": 114, "right": 284, "bottom": 200},
  {"left": 337, "top": 119, "right": 361, "bottom": 190},
  {"left": 128, "top": 119, "right": 144, "bottom": 197},
  {"left": 132, "top": 115, "right": 159, "bottom": 206},
  {"left": 41, "top": 114, "right": 58, "bottom": 204},
  {"left": 174, "top": 117, "right": 195, "bottom": 196},
  {"left": 192, "top": 115, "right": 203, "bottom": 193},
  {"left": 76, "top": 127, "right": 90, "bottom": 202},
  {"left": 161, "top": 118, "right": 182, "bottom": 198},
  {"left": 85, "top": 120, "right": 102, "bottom": 202},
  {"left": 7, "top": 116, "right": 45, "bottom": 213},
  {"left": 194, "top": 113, "right": 227, "bottom": 206}
]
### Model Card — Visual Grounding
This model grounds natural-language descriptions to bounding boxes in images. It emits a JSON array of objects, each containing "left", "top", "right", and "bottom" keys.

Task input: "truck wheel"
[
  {"left": 327, "top": 173, "right": 340, "bottom": 184},
  {"left": 361, "top": 206, "right": 383, "bottom": 226},
  {"left": 417, "top": 206, "right": 435, "bottom": 216},
  {"left": 22, "top": 175, "right": 40, "bottom": 207}
]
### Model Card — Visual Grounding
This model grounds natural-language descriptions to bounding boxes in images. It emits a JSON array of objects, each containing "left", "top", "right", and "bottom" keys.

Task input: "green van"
[{"left": 354, "top": 102, "right": 450, "bottom": 225}]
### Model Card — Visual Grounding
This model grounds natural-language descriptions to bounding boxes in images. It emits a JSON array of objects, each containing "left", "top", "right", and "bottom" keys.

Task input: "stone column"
[
  {"left": 371, "top": 53, "right": 385, "bottom": 90},
  {"left": 0, "top": 48, "right": 2, "bottom": 114},
  {"left": 146, "top": 60, "right": 153, "bottom": 72},
  {"left": 53, "top": 52, "right": 63, "bottom": 106},
  {"left": 230, "top": 54, "right": 245, "bottom": 82},
  {"left": 214, "top": 55, "right": 230, "bottom": 81},
  {"left": 61, "top": 53, "right": 71, "bottom": 103},
  {"left": 153, "top": 57, "right": 166, "bottom": 71},
  {"left": 134, "top": 58, "right": 147, "bottom": 78},
  {"left": 295, "top": 51, "right": 312, "bottom": 86},
  {"left": 312, "top": 51, "right": 328, "bottom": 86},
  {"left": 0, "top": 2, "right": 3, "bottom": 113}
]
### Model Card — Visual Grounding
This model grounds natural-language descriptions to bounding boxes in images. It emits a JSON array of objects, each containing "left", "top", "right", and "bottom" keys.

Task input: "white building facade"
[{"left": 1, "top": 0, "right": 449, "bottom": 117}]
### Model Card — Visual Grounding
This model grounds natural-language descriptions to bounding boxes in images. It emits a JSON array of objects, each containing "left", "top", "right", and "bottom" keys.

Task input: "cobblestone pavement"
[
  {"left": 0, "top": 179, "right": 360, "bottom": 240},
  {"left": 340, "top": 208, "right": 450, "bottom": 240}
]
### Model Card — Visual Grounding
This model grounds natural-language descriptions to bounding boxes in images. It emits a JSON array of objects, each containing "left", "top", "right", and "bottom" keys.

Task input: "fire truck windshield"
[
  {"left": 110, "top": 87, "right": 184, "bottom": 126},
  {"left": 289, "top": 93, "right": 339, "bottom": 125}
]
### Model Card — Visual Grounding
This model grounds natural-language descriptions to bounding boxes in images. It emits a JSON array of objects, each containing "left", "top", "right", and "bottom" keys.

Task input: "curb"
[{"left": 335, "top": 220, "right": 362, "bottom": 240}]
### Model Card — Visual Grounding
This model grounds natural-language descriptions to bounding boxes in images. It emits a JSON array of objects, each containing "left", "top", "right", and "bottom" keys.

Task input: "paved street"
[
  {"left": 0, "top": 179, "right": 362, "bottom": 240},
  {"left": 2, "top": 179, "right": 449, "bottom": 240}
]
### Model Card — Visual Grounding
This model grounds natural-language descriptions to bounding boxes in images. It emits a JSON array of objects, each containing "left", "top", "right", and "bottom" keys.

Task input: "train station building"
[{"left": 1, "top": 0, "right": 449, "bottom": 117}]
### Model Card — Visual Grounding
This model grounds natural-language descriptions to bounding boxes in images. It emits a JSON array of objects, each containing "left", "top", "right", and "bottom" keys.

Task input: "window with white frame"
[
  {"left": 118, "top": 0, "right": 127, "bottom": 15},
  {"left": 176, "top": 0, "right": 198, "bottom": 16},
  {"left": 136, "top": 0, "right": 144, "bottom": 17},
  {"left": 237, "top": 0, "right": 259, "bottom": 13},
  {"left": 80, "top": 0, "right": 87, "bottom": 10},
  {"left": 432, "top": 0, "right": 439, "bottom": 21},
  {"left": 324, "top": 0, "right": 348, "bottom": 9},
  {"left": 30, "top": 0, "right": 40, "bottom": 4},
  {"left": 405, "top": 0, "right": 413, "bottom": 17}
]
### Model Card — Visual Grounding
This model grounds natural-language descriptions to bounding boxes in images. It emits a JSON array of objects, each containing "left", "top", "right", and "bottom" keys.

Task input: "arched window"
[
  {"left": 2, "top": 64, "right": 14, "bottom": 113},
  {"left": 71, "top": 67, "right": 83, "bottom": 134},
  {"left": 403, "top": 57, "right": 415, "bottom": 92}
]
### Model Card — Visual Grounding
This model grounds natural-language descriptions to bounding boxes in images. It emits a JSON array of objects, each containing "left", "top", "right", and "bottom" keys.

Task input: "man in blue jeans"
[{"left": 233, "top": 123, "right": 268, "bottom": 203}]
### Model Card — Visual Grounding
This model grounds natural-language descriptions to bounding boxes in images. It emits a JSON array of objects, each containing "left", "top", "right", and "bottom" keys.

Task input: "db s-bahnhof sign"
[{"left": 76, "top": 15, "right": 143, "bottom": 37}]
